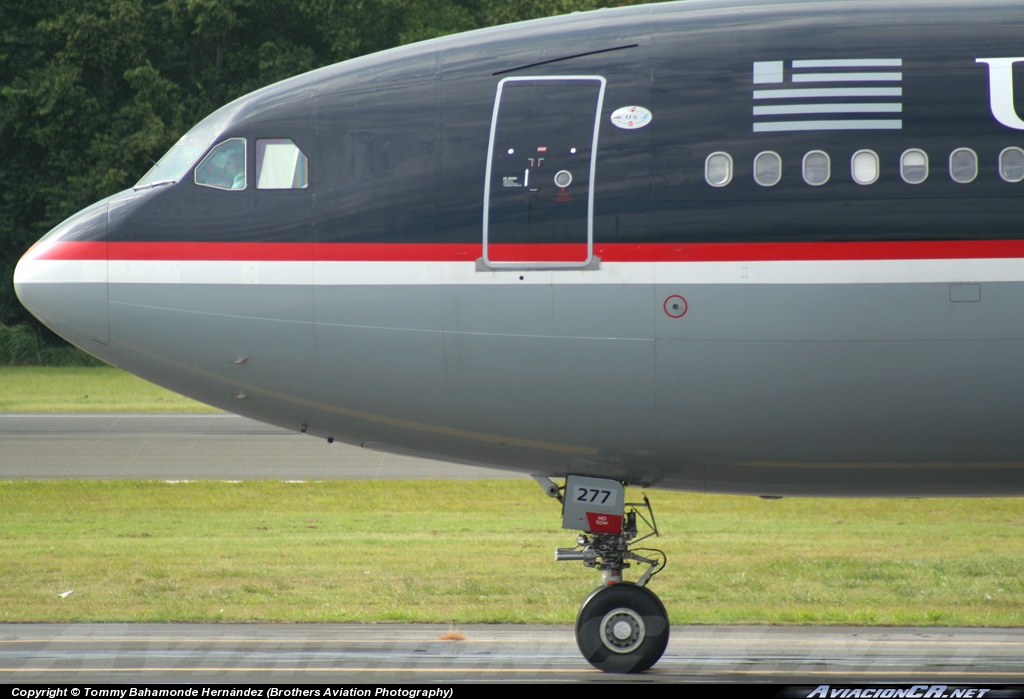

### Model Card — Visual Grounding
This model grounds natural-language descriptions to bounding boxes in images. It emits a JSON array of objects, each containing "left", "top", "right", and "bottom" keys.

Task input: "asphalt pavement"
[
  {"left": 0, "top": 413, "right": 528, "bottom": 480},
  {"left": 3, "top": 623, "right": 1023, "bottom": 684}
]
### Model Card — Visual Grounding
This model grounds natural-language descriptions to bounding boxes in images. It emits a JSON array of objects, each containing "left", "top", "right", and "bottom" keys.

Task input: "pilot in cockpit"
[{"left": 194, "top": 139, "right": 246, "bottom": 190}]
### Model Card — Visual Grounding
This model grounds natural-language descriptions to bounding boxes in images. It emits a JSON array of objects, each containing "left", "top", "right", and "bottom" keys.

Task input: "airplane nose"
[{"left": 13, "top": 199, "right": 110, "bottom": 362}]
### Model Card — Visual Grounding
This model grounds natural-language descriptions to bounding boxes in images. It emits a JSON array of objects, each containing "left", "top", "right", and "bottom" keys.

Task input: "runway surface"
[
  {"left": 2, "top": 623, "right": 1023, "bottom": 684},
  {"left": 0, "top": 413, "right": 527, "bottom": 480}
]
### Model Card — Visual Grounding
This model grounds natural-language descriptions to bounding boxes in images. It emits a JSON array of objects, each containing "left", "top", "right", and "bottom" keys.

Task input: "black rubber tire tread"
[{"left": 575, "top": 582, "right": 670, "bottom": 673}]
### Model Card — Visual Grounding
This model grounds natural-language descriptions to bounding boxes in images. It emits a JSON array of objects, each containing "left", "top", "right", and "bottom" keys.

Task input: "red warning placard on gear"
[{"left": 586, "top": 512, "right": 623, "bottom": 534}]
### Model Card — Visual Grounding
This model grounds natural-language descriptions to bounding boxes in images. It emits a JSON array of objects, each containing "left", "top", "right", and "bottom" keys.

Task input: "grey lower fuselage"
[{"left": 106, "top": 277, "right": 1024, "bottom": 497}]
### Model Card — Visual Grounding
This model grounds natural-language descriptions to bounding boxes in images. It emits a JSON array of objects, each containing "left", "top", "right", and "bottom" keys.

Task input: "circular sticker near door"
[{"left": 610, "top": 106, "right": 652, "bottom": 130}]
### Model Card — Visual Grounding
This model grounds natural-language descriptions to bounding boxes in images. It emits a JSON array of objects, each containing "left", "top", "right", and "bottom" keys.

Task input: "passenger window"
[
  {"left": 948, "top": 148, "right": 978, "bottom": 184},
  {"left": 802, "top": 151, "right": 830, "bottom": 186},
  {"left": 705, "top": 152, "right": 732, "bottom": 187},
  {"left": 1000, "top": 147, "right": 1024, "bottom": 183},
  {"left": 753, "top": 151, "right": 781, "bottom": 187},
  {"left": 900, "top": 149, "right": 928, "bottom": 184},
  {"left": 256, "top": 139, "right": 309, "bottom": 189},
  {"left": 194, "top": 138, "right": 246, "bottom": 190},
  {"left": 851, "top": 150, "right": 879, "bottom": 185}
]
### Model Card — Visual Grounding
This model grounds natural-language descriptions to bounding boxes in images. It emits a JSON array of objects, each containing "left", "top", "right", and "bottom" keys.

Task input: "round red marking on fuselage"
[{"left": 664, "top": 295, "right": 688, "bottom": 318}]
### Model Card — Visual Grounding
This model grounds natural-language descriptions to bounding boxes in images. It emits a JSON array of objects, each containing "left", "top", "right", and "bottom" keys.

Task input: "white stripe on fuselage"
[{"left": 14, "top": 258, "right": 1024, "bottom": 286}]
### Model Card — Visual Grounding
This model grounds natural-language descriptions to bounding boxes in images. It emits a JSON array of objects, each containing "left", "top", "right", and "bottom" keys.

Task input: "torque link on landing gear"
[{"left": 535, "top": 474, "right": 669, "bottom": 673}]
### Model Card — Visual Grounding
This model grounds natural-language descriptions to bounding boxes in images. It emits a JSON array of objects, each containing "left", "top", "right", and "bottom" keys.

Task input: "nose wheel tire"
[{"left": 575, "top": 582, "right": 670, "bottom": 673}]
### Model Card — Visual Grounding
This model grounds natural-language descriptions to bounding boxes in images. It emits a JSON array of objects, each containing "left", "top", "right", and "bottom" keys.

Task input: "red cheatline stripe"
[
  {"left": 602, "top": 240, "right": 1024, "bottom": 261},
  {"left": 29, "top": 240, "right": 1024, "bottom": 262},
  {"left": 488, "top": 243, "right": 588, "bottom": 262}
]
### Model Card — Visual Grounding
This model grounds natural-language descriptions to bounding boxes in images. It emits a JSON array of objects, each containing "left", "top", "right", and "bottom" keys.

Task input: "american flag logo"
[{"left": 752, "top": 59, "right": 903, "bottom": 132}]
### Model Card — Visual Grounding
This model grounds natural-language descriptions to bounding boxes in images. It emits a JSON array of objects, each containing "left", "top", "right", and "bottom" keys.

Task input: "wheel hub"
[{"left": 600, "top": 607, "right": 646, "bottom": 653}]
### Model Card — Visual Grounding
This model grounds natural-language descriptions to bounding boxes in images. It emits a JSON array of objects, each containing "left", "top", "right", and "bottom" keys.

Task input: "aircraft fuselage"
[{"left": 16, "top": 0, "right": 1024, "bottom": 496}]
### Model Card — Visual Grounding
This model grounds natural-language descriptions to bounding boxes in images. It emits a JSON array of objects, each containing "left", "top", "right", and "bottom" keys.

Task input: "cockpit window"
[
  {"left": 135, "top": 142, "right": 209, "bottom": 189},
  {"left": 255, "top": 139, "right": 308, "bottom": 189},
  {"left": 194, "top": 138, "right": 247, "bottom": 190}
]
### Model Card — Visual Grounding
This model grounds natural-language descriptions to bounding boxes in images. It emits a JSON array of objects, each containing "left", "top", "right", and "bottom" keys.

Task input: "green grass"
[
  {"left": 2, "top": 368, "right": 1022, "bottom": 626},
  {"left": 2, "top": 480, "right": 1023, "bottom": 625},
  {"left": 0, "top": 366, "right": 216, "bottom": 412}
]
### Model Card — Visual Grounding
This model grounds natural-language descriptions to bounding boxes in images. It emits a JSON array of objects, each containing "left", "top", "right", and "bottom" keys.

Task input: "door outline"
[{"left": 481, "top": 75, "right": 607, "bottom": 270}]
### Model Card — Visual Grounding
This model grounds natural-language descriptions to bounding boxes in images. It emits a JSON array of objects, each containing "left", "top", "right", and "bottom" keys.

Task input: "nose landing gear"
[{"left": 534, "top": 474, "right": 669, "bottom": 673}]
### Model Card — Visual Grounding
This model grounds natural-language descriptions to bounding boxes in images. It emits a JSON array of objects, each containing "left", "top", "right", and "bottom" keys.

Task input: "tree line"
[{"left": 0, "top": 0, "right": 650, "bottom": 348}]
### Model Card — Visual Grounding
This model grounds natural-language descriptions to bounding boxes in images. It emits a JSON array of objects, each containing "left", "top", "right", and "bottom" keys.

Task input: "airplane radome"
[{"left": 14, "top": 0, "right": 1024, "bottom": 672}]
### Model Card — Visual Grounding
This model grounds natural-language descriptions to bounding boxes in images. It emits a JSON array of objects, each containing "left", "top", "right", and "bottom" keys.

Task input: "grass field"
[
  {"left": 0, "top": 366, "right": 215, "bottom": 412},
  {"left": 2, "top": 480, "right": 1023, "bottom": 625},
  {"left": 2, "top": 368, "right": 1022, "bottom": 626}
]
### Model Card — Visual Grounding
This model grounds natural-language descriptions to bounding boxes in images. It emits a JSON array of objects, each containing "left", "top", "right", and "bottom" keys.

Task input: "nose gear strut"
[{"left": 533, "top": 474, "right": 669, "bottom": 673}]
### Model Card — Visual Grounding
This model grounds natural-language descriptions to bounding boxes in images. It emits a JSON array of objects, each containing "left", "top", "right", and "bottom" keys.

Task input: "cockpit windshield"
[{"left": 134, "top": 142, "right": 209, "bottom": 189}]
